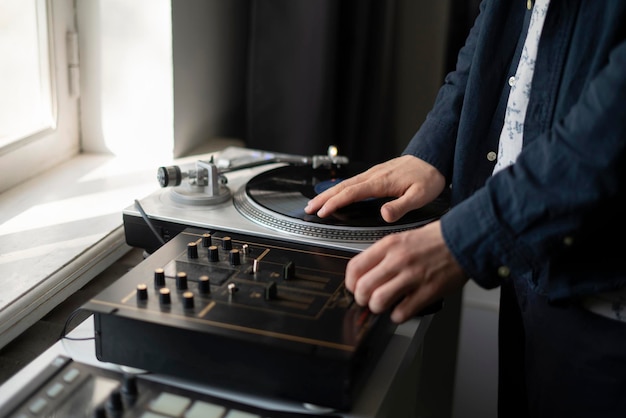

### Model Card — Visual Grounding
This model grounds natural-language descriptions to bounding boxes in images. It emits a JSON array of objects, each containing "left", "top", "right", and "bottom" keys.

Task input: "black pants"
[{"left": 497, "top": 277, "right": 626, "bottom": 418}]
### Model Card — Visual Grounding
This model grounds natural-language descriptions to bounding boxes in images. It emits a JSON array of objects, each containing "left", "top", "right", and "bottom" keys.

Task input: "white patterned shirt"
[{"left": 492, "top": 0, "right": 550, "bottom": 174}]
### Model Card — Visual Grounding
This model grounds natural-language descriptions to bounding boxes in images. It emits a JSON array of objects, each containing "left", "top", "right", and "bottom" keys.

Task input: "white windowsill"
[
  {"left": 0, "top": 152, "right": 160, "bottom": 349},
  {"left": 0, "top": 138, "right": 243, "bottom": 350}
]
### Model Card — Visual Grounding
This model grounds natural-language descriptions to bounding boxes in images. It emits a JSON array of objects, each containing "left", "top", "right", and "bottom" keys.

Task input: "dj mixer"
[{"left": 81, "top": 227, "right": 396, "bottom": 411}]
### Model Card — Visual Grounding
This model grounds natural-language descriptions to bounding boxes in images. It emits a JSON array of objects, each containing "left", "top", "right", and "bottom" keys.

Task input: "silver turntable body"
[{"left": 123, "top": 146, "right": 443, "bottom": 254}]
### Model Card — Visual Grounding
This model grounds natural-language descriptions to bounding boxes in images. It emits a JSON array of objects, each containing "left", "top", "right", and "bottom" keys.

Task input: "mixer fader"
[{"left": 82, "top": 227, "right": 396, "bottom": 411}]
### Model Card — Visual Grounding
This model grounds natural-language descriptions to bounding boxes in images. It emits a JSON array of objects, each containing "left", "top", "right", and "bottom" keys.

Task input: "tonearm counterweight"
[{"left": 156, "top": 146, "right": 349, "bottom": 206}]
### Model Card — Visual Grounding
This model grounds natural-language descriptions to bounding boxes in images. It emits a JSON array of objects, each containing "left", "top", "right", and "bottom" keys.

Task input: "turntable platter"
[{"left": 233, "top": 165, "right": 449, "bottom": 242}]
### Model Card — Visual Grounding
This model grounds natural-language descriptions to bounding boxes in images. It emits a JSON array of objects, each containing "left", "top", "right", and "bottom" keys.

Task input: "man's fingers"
[
  {"left": 306, "top": 174, "right": 384, "bottom": 218},
  {"left": 344, "top": 243, "right": 390, "bottom": 300}
]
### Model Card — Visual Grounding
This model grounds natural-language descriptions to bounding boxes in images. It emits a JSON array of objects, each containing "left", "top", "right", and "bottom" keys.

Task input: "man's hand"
[
  {"left": 304, "top": 155, "right": 446, "bottom": 223},
  {"left": 345, "top": 220, "right": 467, "bottom": 323}
]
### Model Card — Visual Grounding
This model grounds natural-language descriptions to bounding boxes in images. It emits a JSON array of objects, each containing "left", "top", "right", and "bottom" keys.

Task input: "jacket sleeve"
[
  {"left": 401, "top": 1, "right": 490, "bottom": 180},
  {"left": 442, "top": 38, "right": 626, "bottom": 298}
]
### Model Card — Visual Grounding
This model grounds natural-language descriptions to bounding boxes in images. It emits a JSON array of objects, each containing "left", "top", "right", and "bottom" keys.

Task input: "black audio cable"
[
  {"left": 59, "top": 308, "right": 94, "bottom": 341},
  {"left": 134, "top": 199, "right": 166, "bottom": 246}
]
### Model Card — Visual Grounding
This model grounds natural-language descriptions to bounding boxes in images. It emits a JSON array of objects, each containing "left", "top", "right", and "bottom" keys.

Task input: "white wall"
[{"left": 77, "top": 0, "right": 174, "bottom": 162}]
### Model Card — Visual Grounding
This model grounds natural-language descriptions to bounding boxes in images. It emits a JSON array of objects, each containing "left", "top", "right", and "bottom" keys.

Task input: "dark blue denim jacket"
[{"left": 403, "top": 0, "right": 626, "bottom": 300}]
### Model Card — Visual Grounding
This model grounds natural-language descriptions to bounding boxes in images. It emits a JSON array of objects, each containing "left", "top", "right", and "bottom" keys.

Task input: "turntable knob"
[
  {"left": 208, "top": 245, "right": 219, "bottom": 262},
  {"left": 157, "top": 165, "right": 182, "bottom": 187},
  {"left": 159, "top": 288, "right": 171, "bottom": 305},
  {"left": 229, "top": 249, "right": 241, "bottom": 266},
  {"left": 182, "top": 291, "right": 195, "bottom": 309},
  {"left": 222, "top": 236, "right": 232, "bottom": 250},
  {"left": 202, "top": 233, "right": 212, "bottom": 247},
  {"left": 187, "top": 242, "right": 198, "bottom": 259},
  {"left": 176, "top": 272, "right": 188, "bottom": 290},
  {"left": 198, "top": 275, "right": 211, "bottom": 294},
  {"left": 136, "top": 283, "right": 148, "bottom": 301},
  {"left": 154, "top": 268, "right": 166, "bottom": 288}
]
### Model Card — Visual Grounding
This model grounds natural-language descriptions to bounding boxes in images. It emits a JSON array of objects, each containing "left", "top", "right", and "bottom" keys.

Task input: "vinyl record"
[{"left": 233, "top": 164, "right": 449, "bottom": 242}]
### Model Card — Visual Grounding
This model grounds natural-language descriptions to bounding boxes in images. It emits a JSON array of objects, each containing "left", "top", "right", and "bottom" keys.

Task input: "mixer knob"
[
  {"left": 198, "top": 275, "right": 211, "bottom": 295},
  {"left": 229, "top": 249, "right": 241, "bottom": 266},
  {"left": 187, "top": 242, "right": 198, "bottom": 259},
  {"left": 159, "top": 288, "right": 171, "bottom": 305},
  {"left": 154, "top": 268, "right": 166, "bottom": 288},
  {"left": 208, "top": 245, "right": 219, "bottom": 262},
  {"left": 136, "top": 284, "right": 148, "bottom": 302},
  {"left": 202, "top": 233, "right": 212, "bottom": 247},
  {"left": 283, "top": 261, "right": 295, "bottom": 280},
  {"left": 222, "top": 236, "right": 232, "bottom": 250},
  {"left": 182, "top": 291, "right": 195, "bottom": 309},
  {"left": 176, "top": 272, "right": 188, "bottom": 290}
]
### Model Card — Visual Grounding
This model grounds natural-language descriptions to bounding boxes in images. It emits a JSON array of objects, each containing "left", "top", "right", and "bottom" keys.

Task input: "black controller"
[{"left": 0, "top": 355, "right": 341, "bottom": 417}]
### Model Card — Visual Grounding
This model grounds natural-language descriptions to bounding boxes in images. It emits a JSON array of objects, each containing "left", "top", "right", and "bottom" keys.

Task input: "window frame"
[{"left": 0, "top": 0, "right": 80, "bottom": 194}]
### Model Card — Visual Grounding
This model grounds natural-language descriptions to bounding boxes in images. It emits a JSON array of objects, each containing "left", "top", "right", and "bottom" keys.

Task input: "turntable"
[{"left": 123, "top": 146, "right": 449, "bottom": 254}]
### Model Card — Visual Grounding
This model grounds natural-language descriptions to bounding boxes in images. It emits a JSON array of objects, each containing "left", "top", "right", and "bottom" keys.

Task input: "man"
[{"left": 304, "top": 1, "right": 626, "bottom": 416}]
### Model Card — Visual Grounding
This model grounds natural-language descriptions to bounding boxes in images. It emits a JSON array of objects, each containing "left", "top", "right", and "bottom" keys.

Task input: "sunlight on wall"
[{"left": 79, "top": 0, "right": 174, "bottom": 162}]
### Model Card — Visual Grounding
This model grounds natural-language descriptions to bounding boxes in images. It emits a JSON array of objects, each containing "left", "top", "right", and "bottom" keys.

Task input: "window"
[{"left": 0, "top": 0, "right": 79, "bottom": 194}]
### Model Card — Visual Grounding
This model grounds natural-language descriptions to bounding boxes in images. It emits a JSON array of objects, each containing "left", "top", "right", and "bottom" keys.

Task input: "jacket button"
[
  {"left": 497, "top": 265, "right": 511, "bottom": 278},
  {"left": 487, "top": 151, "right": 497, "bottom": 161},
  {"left": 508, "top": 76, "right": 516, "bottom": 87}
]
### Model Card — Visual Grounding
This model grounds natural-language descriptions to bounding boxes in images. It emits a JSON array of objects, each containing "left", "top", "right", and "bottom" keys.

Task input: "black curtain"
[
  {"left": 445, "top": 0, "right": 481, "bottom": 73},
  {"left": 242, "top": 0, "right": 479, "bottom": 165},
  {"left": 245, "top": 0, "right": 398, "bottom": 164}
]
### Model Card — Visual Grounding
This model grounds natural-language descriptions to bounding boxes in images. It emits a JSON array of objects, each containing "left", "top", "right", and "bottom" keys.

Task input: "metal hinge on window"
[{"left": 66, "top": 31, "right": 80, "bottom": 98}]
